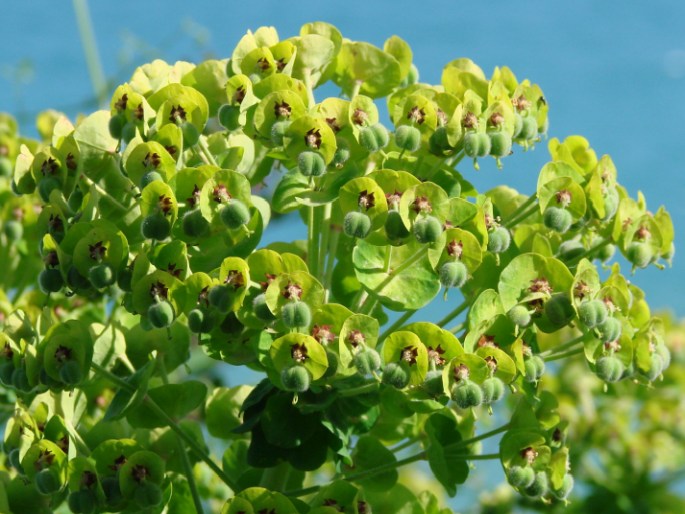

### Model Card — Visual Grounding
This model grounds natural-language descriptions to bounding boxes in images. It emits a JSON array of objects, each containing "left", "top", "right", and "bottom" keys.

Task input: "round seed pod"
[
  {"left": 481, "top": 376, "right": 506, "bottom": 404},
  {"left": 353, "top": 347, "right": 382, "bottom": 376},
  {"left": 439, "top": 261, "right": 468, "bottom": 288},
  {"left": 343, "top": 211, "right": 372, "bottom": 239},
  {"left": 451, "top": 380, "right": 483, "bottom": 409},
  {"left": 395, "top": 125, "right": 421, "bottom": 152},
  {"left": 595, "top": 355, "right": 625, "bottom": 383},
  {"left": 558, "top": 240, "right": 586, "bottom": 262},
  {"left": 331, "top": 142, "right": 351, "bottom": 169},
  {"left": 297, "top": 150, "right": 326, "bottom": 177},
  {"left": 252, "top": 293, "right": 276, "bottom": 322},
  {"left": 422, "top": 369, "right": 445, "bottom": 396},
  {"left": 188, "top": 308, "right": 214, "bottom": 333},
  {"left": 489, "top": 131, "right": 513, "bottom": 158},
  {"left": 35, "top": 468, "right": 61, "bottom": 496},
  {"left": 68, "top": 489, "right": 97, "bottom": 514},
  {"left": 487, "top": 226, "right": 511, "bottom": 253},
  {"left": 508, "top": 305, "right": 532, "bottom": 328},
  {"left": 517, "top": 116, "right": 538, "bottom": 140},
  {"left": 147, "top": 301, "right": 175, "bottom": 329},
  {"left": 270, "top": 120, "right": 291, "bottom": 146},
  {"left": 182, "top": 209, "right": 210, "bottom": 239},
  {"left": 464, "top": 132, "right": 491, "bottom": 158},
  {"left": 524, "top": 471, "right": 549, "bottom": 498},
  {"left": 626, "top": 241, "right": 653, "bottom": 269},
  {"left": 281, "top": 365, "right": 311, "bottom": 393},
  {"left": 385, "top": 210, "right": 410, "bottom": 240},
  {"left": 597, "top": 243, "right": 616, "bottom": 262},
  {"left": 413, "top": 215, "right": 443, "bottom": 244},
  {"left": 512, "top": 113, "right": 524, "bottom": 138},
  {"left": 281, "top": 301, "right": 312, "bottom": 329},
  {"left": 38, "top": 176, "right": 61, "bottom": 203},
  {"left": 543, "top": 206, "right": 573, "bottom": 234},
  {"left": 89, "top": 263, "right": 115, "bottom": 289},
  {"left": 141, "top": 212, "right": 171, "bottom": 240},
  {"left": 134, "top": 482, "right": 163, "bottom": 509},
  {"left": 598, "top": 317, "right": 621, "bottom": 343},
  {"left": 220, "top": 200, "right": 250, "bottom": 229},
  {"left": 641, "top": 352, "right": 665, "bottom": 382},
  {"left": 602, "top": 189, "right": 620, "bottom": 221},
  {"left": 0, "top": 362, "right": 15, "bottom": 385},
  {"left": 181, "top": 122, "right": 200, "bottom": 149},
  {"left": 545, "top": 293, "right": 575, "bottom": 327},
  {"left": 359, "top": 123, "right": 389, "bottom": 152},
  {"left": 552, "top": 474, "right": 574, "bottom": 500},
  {"left": 382, "top": 362, "right": 410, "bottom": 389},
  {"left": 101, "top": 476, "right": 123, "bottom": 508},
  {"left": 524, "top": 355, "right": 545, "bottom": 382},
  {"left": 11, "top": 367, "right": 31, "bottom": 391},
  {"left": 218, "top": 104, "right": 242, "bottom": 131},
  {"left": 578, "top": 299, "right": 608, "bottom": 329},
  {"left": 429, "top": 126, "right": 451, "bottom": 154},
  {"left": 109, "top": 113, "right": 126, "bottom": 139},
  {"left": 140, "top": 171, "right": 163, "bottom": 190},
  {"left": 58, "top": 360, "right": 83, "bottom": 386},
  {"left": 507, "top": 465, "right": 536, "bottom": 489},
  {"left": 121, "top": 122, "right": 138, "bottom": 144},
  {"left": 117, "top": 267, "right": 133, "bottom": 292},
  {"left": 38, "top": 268, "right": 64, "bottom": 294},
  {"left": 208, "top": 285, "right": 232, "bottom": 313}
]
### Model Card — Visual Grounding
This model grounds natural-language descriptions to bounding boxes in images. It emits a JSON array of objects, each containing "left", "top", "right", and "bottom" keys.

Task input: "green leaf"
[
  {"left": 127, "top": 380, "right": 207, "bottom": 428},
  {"left": 333, "top": 41, "right": 402, "bottom": 98},
  {"left": 424, "top": 410, "right": 469, "bottom": 496},
  {"left": 350, "top": 435, "right": 398, "bottom": 492},
  {"left": 103, "top": 362, "right": 154, "bottom": 421}
]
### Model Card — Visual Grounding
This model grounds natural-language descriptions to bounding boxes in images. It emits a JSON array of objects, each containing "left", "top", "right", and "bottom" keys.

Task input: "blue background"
[{"left": 1, "top": 2, "right": 683, "bottom": 508}]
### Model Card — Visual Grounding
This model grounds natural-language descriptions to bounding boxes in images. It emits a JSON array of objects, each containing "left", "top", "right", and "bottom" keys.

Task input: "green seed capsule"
[
  {"left": 182, "top": 209, "right": 210, "bottom": 239},
  {"left": 382, "top": 362, "right": 410, "bottom": 389},
  {"left": 68, "top": 489, "right": 97, "bottom": 514},
  {"left": 464, "top": 132, "right": 491, "bottom": 158},
  {"left": 38, "top": 268, "right": 64, "bottom": 294},
  {"left": 489, "top": 131, "right": 513, "bottom": 158},
  {"left": 385, "top": 210, "right": 410, "bottom": 240},
  {"left": 512, "top": 113, "right": 524, "bottom": 138},
  {"left": 524, "top": 355, "right": 545, "bottom": 382},
  {"left": 353, "top": 347, "right": 382, "bottom": 376},
  {"left": 543, "top": 206, "right": 573, "bottom": 234},
  {"left": 59, "top": 360, "right": 83, "bottom": 386},
  {"left": 481, "top": 376, "right": 505, "bottom": 404},
  {"left": 297, "top": 150, "right": 326, "bottom": 177},
  {"left": 331, "top": 142, "right": 351, "bottom": 168},
  {"left": 595, "top": 355, "right": 625, "bottom": 383},
  {"left": 188, "top": 308, "right": 214, "bottom": 333},
  {"left": 429, "top": 126, "right": 451, "bottom": 154},
  {"left": 109, "top": 113, "right": 126, "bottom": 140},
  {"left": 38, "top": 176, "right": 61, "bottom": 203},
  {"left": 270, "top": 120, "right": 291, "bottom": 146},
  {"left": 344, "top": 211, "right": 372, "bottom": 239},
  {"left": 181, "top": 122, "right": 200, "bottom": 148},
  {"left": 507, "top": 465, "right": 536, "bottom": 489},
  {"left": 602, "top": 189, "right": 619, "bottom": 220},
  {"left": 545, "top": 293, "right": 575, "bottom": 327},
  {"left": 508, "top": 305, "right": 532, "bottom": 328},
  {"left": 281, "top": 365, "right": 311, "bottom": 392},
  {"left": 8, "top": 448, "right": 23, "bottom": 473},
  {"left": 597, "top": 243, "right": 616, "bottom": 262},
  {"left": 117, "top": 268, "right": 133, "bottom": 292},
  {"left": 3, "top": 219, "right": 23, "bottom": 240},
  {"left": 121, "top": 122, "right": 138, "bottom": 144},
  {"left": 578, "top": 299, "right": 608, "bottom": 328},
  {"left": 422, "top": 369, "right": 445, "bottom": 396},
  {"left": 439, "top": 261, "right": 468, "bottom": 288},
  {"left": 141, "top": 212, "right": 171, "bottom": 240},
  {"left": 395, "top": 125, "right": 421, "bottom": 152},
  {"left": 451, "top": 380, "right": 483, "bottom": 409},
  {"left": 524, "top": 471, "right": 549, "bottom": 498},
  {"left": 359, "top": 123, "right": 390, "bottom": 152},
  {"left": 35, "top": 468, "right": 61, "bottom": 496},
  {"left": 220, "top": 200, "right": 251, "bottom": 229},
  {"left": 134, "top": 481, "right": 163, "bottom": 509},
  {"left": 598, "top": 317, "right": 621, "bottom": 343},
  {"left": 218, "top": 104, "right": 242, "bottom": 131},
  {"left": 487, "top": 227, "right": 511, "bottom": 253},
  {"left": 626, "top": 241, "right": 653, "bottom": 268},
  {"left": 147, "top": 301, "right": 175, "bottom": 328},
  {"left": 517, "top": 116, "right": 538, "bottom": 140},
  {"left": 89, "top": 263, "right": 115, "bottom": 289},
  {"left": 67, "top": 187, "right": 84, "bottom": 213},
  {"left": 552, "top": 474, "right": 574, "bottom": 500},
  {"left": 102, "top": 476, "right": 123, "bottom": 507},
  {"left": 413, "top": 215, "right": 443, "bottom": 244},
  {"left": 140, "top": 171, "right": 163, "bottom": 190},
  {"left": 281, "top": 301, "right": 312, "bottom": 329},
  {"left": 641, "top": 353, "right": 665, "bottom": 382},
  {"left": 557, "top": 240, "right": 585, "bottom": 262},
  {"left": 11, "top": 367, "right": 31, "bottom": 391},
  {"left": 208, "top": 285, "right": 232, "bottom": 313},
  {"left": 252, "top": 293, "right": 276, "bottom": 322}
]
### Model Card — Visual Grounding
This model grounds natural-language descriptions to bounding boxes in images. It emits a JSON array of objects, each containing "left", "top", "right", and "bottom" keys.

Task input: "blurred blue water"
[{"left": 1, "top": 1, "right": 683, "bottom": 509}]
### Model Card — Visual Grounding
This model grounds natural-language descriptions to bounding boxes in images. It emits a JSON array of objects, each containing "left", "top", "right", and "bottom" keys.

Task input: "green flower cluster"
[{"left": 0, "top": 21, "right": 675, "bottom": 514}]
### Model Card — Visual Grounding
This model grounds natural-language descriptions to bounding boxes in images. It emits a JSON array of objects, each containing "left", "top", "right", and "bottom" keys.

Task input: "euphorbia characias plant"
[{"left": 0, "top": 20, "right": 676, "bottom": 514}]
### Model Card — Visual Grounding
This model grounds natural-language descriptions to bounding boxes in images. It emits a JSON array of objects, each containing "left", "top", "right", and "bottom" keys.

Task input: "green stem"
[
  {"left": 350, "top": 80, "right": 362, "bottom": 99},
  {"left": 448, "top": 423, "right": 510, "bottom": 450},
  {"left": 318, "top": 203, "right": 332, "bottom": 281},
  {"left": 260, "top": 462, "right": 291, "bottom": 492},
  {"left": 72, "top": 0, "right": 107, "bottom": 106},
  {"left": 336, "top": 382, "right": 379, "bottom": 398},
  {"left": 302, "top": 68, "right": 316, "bottom": 106},
  {"left": 545, "top": 346, "right": 585, "bottom": 362},
  {"left": 379, "top": 309, "right": 417, "bottom": 342},
  {"left": 372, "top": 247, "right": 427, "bottom": 296},
  {"left": 435, "top": 299, "right": 469, "bottom": 328},
  {"left": 448, "top": 321, "right": 465, "bottom": 334},
  {"left": 323, "top": 226, "right": 341, "bottom": 292},
  {"left": 308, "top": 206, "right": 321, "bottom": 279},
  {"left": 390, "top": 438, "right": 419, "bottom": 453},
  {"left": 540, "top": 332, "right": 587, "bottom": 358},
  {"left": 176, "top": 433, "right": 205, "bottom": 513},
  {"left": 91, "top": 363, "right": 237, "bottom": 492},
  {"left": 80, "top": 175, "right": 130, "bottom": 212},
  {"left": 567, "top": 238, "right": 611, "bottom": 266},
  {"left": 503, "top": 195, "right": 539, "bottom": 229},
  {"left": 196, "top": 137, "right": 218, "bottom": 167}
]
